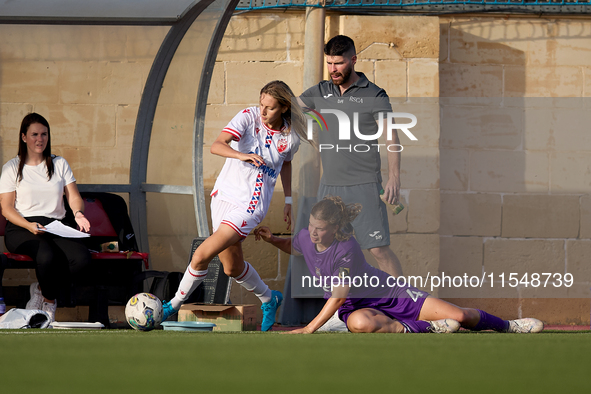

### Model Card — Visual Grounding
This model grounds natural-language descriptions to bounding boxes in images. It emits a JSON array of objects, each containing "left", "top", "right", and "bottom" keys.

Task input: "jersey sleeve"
[
  {"left": 222, "top": 108, "right": 255, "bottom": 142},
  {"left": 292, "top": 229, "right": 305, "bottom": 255},
  {"left": 372, "top": 90, "right": 393, "bottom": 120},
  {"left": 0, "top": 159, "right": 18, "bottom": 194},
  {"left": 285, "top": 132, "right": 301, "bottom": 162}
]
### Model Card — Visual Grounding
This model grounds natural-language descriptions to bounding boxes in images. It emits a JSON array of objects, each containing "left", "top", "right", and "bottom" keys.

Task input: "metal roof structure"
[
  {"left": 0, "top": 0, "right": 199, "bottom": 23},
  {"left": 235, "top": 0, "right": 591, "bottom": 14}
]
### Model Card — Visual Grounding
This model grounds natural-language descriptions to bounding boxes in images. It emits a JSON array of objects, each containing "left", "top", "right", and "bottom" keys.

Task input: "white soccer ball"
[{"left": 125, "top": 293, "right": 163, "bottom": 331}]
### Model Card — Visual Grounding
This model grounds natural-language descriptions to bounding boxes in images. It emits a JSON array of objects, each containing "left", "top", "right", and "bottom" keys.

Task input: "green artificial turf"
[{"left": 1, "top": 330, "right": 590, "bottom": 394}]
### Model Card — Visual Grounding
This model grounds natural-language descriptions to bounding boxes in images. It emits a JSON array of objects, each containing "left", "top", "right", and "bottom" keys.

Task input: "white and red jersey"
[{"left": 211, "top": 106, "right": 300, "bottom": 224}]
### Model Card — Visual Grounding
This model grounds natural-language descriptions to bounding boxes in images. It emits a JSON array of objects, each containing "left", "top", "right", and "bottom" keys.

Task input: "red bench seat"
[
  {"left": 0, "top": 198, "right": 148, "bottom": 269},
  {"left": 2, "top": 251, "right": 148, "bottom": 269}
]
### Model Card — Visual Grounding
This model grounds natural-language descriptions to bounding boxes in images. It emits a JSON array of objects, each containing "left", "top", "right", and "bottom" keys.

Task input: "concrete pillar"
[
  {"left": 280, "top": 6, "right": 326, "bottom": 326},
  {"left": 295, "top": 6, "right": 324, "bottom": 201},
  {"left": 303, "top": 7, "right": 325, "bottom": 91}
]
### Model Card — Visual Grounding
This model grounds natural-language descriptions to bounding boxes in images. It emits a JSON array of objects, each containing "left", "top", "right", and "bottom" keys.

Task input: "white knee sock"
[
  {"left": 170, "top": 266, "right": 208, "bottom": 310},
  {"left": 234, "top": 261, "right": 272, "bottom": 304}
]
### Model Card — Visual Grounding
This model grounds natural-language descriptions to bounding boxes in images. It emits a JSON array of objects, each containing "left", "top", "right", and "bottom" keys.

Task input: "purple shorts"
[{"left": 338, "top": 286, "right": 429, "bottom": 327}]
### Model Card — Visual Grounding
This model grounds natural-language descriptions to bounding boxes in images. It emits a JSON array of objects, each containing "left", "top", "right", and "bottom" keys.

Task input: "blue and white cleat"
[
  {"left": 161, "top": 300, "right": 179, "bottom": 322},
  {"left": 261, "top": 290, "right": 283, "bottom": 332}
]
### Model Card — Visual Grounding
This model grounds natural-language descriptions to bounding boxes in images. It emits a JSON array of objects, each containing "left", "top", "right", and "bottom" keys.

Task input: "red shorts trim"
[{"left": 221, "top": 220, "right": 248, "bottom": 238}]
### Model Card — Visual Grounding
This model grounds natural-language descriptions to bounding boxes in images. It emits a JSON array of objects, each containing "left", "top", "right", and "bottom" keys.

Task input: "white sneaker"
[
  {"left": 42, "top": 301, "right": 57, "bottom": 322},
  {"left": 507, "top": 318, "right": 544, "bottom": 333},
  {"left": 428, "top": 319, "right": 461, "bottom": 333},
  {"left": 317, "top": 310, "right": 348, "bottom": 332},
  {"left": 25, "top": 282, "right": 44, "bottom": 310}
]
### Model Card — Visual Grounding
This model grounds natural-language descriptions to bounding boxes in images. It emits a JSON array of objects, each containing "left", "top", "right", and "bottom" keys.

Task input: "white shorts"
[{"left": 211, "top": 196, "right": 260, "bottom": 238}]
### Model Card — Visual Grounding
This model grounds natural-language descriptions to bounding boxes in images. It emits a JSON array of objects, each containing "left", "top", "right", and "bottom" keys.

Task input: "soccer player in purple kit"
[{"left": 254, "top": 196, "right": 544, "bottom": 334}]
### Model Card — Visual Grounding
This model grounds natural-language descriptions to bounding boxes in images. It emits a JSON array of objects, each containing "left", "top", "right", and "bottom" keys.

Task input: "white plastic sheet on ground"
[{"left": 0, "top": 308, "right": 51, "bottom": 329}]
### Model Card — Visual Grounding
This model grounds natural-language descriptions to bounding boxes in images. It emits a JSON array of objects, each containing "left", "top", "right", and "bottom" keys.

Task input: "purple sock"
[
  {"left": 401, "top": 320, "right": 431, "bottom": 333},
  {"left": 471, "top": 309, "right": 509, "bottom": 332}
]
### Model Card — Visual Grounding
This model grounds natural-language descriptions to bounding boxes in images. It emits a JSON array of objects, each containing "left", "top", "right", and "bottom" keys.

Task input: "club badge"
[{"left": 277, "top": 137, "right": 288, "bottom": 153}]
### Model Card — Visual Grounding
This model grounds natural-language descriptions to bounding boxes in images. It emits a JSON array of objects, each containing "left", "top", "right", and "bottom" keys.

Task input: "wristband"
[
  {"left": 74, "top": 210, "right": 84, "bottom": 217},
  {"left": 285, "top": 196, "right": 293, "bottom": 205}
]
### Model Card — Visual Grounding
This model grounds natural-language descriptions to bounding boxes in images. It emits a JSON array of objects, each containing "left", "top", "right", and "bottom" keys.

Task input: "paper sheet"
[{"left": 42, "top": 220, "right": 91, "bottom": 238}]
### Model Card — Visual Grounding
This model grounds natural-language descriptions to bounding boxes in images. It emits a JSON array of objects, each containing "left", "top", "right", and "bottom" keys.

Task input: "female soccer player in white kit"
[{"left": 161, "top": 81, "right": 307, "bottom": 331}]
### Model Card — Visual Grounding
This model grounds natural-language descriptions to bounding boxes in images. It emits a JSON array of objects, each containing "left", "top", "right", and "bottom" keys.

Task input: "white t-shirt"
[
  {"left": 211, "top": 106, "right": 300, "bottom": 222},
  {"left": 0, "top": 156, "right": 76, "bottom": 219}
]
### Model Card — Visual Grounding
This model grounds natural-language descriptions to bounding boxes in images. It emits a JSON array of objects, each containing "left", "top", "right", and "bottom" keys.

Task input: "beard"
[{"left": 330, "top": 64, "right": 353, "bottom": 86}]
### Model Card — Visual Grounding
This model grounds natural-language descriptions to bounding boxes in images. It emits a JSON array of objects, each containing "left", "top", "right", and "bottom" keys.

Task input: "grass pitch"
[{"left": 1, "top": 329, "right": 590, "bottom": 394}]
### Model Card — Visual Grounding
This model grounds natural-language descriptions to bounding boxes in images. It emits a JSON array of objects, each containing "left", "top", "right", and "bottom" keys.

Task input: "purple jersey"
[{"left": 292, "top": 229, "right": 429, "bottom": 324}]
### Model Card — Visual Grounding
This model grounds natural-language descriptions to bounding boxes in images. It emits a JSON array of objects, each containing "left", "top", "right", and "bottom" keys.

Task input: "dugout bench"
[{"left": 0, "top": 193, "right": 149, "bottom": 328}]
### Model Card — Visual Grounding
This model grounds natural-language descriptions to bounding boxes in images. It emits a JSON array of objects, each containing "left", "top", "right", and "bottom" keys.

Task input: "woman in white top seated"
[{"left": 0, "top": 113, "right": 91, "bottom": 322}]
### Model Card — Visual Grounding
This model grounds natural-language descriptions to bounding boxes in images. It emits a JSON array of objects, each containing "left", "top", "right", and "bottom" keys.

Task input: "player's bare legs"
[
  {"left": 162, "top": 225, "right": 242, "bottom": 319},
  {"left": 368, "top": 245, "right": 403, "bottom": 277},
  {"left": 347, "top": 308, "right": 406, "bottom": 333},
  {"left": 187, "top": 223, "right": 273, "bottom": 301},
  {"left": 418, "top": 297, "right": 480, "bottom": 328},
  {"left": 215, "top": 235, "right": 272, "bottom": 303},
  {"left": 189, "top": 224, "right": 242, "bottom": 271},
  {"left": 215, "top": 226, "right": 281, "bottom": 331},
  {"left": 163, "top": 224, "right": 281, "bottom": 329},
  {"left": 215, "top": 242, "right": 244, "bottom": 274}
]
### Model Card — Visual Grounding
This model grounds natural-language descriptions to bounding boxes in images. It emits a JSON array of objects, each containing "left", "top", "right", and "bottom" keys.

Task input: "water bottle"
[
  {"left": 380, "top": 189, "right": 404, "bottom": 215},
  {"left": 0, "top": 297, "right": 6, "bottom": 317}
]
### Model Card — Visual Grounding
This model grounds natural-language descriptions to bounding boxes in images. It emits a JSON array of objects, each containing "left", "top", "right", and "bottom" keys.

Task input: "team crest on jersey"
[
  {"left": 315, "top": 267, "right": 321, "bottom": 277},
  {"left": 277, "top": 137, "right": 288, "bottom": 153}
]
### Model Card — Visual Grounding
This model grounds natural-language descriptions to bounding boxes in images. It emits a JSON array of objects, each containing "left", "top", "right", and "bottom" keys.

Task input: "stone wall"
[{"left": 439, "top": 16, "right": 591, "bottom": 324}]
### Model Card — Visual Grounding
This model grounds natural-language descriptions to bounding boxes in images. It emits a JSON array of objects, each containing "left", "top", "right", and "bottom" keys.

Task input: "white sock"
[
  {"left": 170, "top": 266, "right": 208, "bottom": 310},
  {"left": 234, "top": 261, "right": 272, "bottom": 304}
]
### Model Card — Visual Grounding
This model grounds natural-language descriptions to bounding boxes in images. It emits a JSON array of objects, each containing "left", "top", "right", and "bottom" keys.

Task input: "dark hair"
[
  {"left": 310, "top": 195, "right": 362, "bottom": 241},
  {"left": 324, "top": 35, "right": 356, "bottom": 57},
  {"left": 260, "top": 80, "right": 307, "bottom": 143},
  {"left": 17, "top": 113, "right": 54, "bottom": 182}
]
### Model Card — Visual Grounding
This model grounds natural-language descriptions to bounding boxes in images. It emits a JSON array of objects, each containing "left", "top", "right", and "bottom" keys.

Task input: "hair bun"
[{"left": 311, "top": 195, "right": 362, "bottom": 241}]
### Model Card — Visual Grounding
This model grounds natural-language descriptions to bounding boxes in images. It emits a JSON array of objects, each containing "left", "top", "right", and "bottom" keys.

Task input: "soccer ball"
[{"left": 125, "top": 293, "right": 163, "bottom": 331}]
